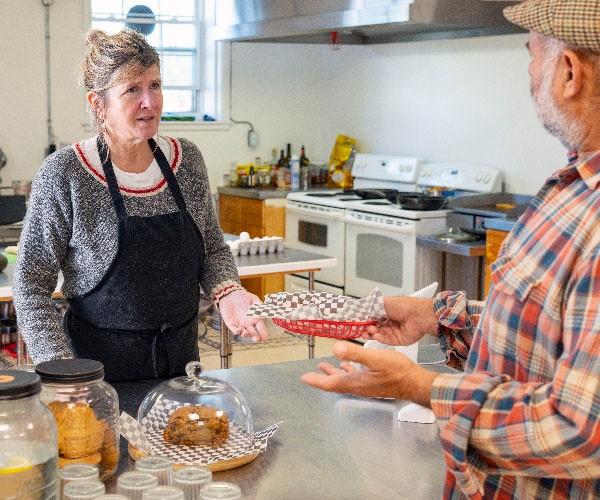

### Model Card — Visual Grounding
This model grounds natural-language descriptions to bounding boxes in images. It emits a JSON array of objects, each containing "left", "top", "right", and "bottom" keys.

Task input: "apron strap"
[
  {"left": 149, "top": 138, "right": 188, "bottom": 213},
  {"left": 97, "top": 135, "right": 127, "bottom": 221}
]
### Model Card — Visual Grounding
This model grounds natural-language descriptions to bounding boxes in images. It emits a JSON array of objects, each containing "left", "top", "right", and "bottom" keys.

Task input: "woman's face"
[{"left": 102, "top": 64, "right": 163, "bottom": 143}]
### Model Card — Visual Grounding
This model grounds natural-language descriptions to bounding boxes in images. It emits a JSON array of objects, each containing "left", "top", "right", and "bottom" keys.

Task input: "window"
[{"left": 90, "top": 0, "right": 220, "bottom": 119}]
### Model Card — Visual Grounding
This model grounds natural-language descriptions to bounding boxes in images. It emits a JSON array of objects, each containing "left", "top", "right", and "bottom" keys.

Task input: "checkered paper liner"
[
  {"left": 119, "top": 399, "right": 280, "bottom": 466},
  {"left": 246, "top": 287, "right": 386, "bottom": 322}
]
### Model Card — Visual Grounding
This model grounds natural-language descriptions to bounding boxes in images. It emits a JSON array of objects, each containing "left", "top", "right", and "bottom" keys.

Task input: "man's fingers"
[
  {"left": 300, "top": 372, "right": 346, "bottom": 393},
  {"left": 366, "top": 325, "right": 379, "bottom": 335},
  {"left": 332, "top": 341, "right": 373, "bottom": 365},
  {"left": 339, "top": 361, "right": 357, "bottom": 373},
  {"left": 317, "top": 362, "right": 344, "bottom": 375}
]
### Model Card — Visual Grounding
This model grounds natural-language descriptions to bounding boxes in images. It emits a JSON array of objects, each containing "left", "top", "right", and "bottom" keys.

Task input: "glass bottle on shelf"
[
  {"left": 248, "top": 165, "right": 256, "bottom": 188},
  {"left": 290, "top": 155, "right": 300, "bottom": 190},
  {"left": 299, "top": 145, "right": 309, "bottom": 168},
  {"left": 285, "top": 143, "right": 291, "bottom": 166},
  {"left": 276, "top": 149, "right": 286, "bottom": 188},
  {"left": 299, "top": 145, "right": 310, "bottom": 190},
  {"left": 270, "top": 148, "right": 278, "bottom": 167}
]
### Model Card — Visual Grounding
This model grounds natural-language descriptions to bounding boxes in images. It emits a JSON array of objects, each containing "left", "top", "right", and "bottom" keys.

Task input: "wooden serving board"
[{"left": 128, "top": 444, "right": 259, "bottom": 472}]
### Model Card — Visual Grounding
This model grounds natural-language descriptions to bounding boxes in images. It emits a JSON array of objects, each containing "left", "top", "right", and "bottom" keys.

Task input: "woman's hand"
[
  {"left": 218, "top": 290, "right": 268, "bottom": 341},
  {"left": 364, "top": 296, "right": 438, "bottom": 346}
]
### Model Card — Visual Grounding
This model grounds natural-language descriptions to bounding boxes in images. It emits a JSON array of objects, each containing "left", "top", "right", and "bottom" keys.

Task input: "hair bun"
[{"left": 84, "top": 29, "right": 108, "bottom": 49}]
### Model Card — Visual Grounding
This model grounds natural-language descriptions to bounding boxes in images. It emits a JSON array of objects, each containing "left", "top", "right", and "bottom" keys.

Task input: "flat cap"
[{"left": 504, "top": 0, "right": 600, "bottom": 51}]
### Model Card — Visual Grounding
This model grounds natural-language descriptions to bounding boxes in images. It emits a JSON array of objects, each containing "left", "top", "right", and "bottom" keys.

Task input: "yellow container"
[{"left": 327, "top": 135, "right": 357, "bottom": 189}]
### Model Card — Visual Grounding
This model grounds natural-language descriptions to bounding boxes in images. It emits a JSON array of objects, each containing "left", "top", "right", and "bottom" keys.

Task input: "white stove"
[
  {"left": 343, "top": 199, "right": 448, "bottom": 220},
  {"left": 343, "top": 161, "right": 502, "bottom": 297},
  {"left": 285, "top": 154, "right": 423, "bottom": 294},
  {"left": 285, "top": 155, "right": 503, "bottom": 298}
]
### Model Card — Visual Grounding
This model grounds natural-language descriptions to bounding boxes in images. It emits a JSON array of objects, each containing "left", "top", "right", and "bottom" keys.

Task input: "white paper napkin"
[{"left": 397, "top": 403, "right": 436, "bottom": 424}]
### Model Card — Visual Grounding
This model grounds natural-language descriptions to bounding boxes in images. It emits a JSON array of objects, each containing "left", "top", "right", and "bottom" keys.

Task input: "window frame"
[{"left": 84, "top": 0, "right": 230, "bottom": 129}]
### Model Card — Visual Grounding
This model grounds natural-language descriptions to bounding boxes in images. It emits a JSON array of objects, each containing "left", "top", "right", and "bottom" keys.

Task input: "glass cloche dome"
[{"left": 137, "top": 362, "right": 254, "bottom": 452}]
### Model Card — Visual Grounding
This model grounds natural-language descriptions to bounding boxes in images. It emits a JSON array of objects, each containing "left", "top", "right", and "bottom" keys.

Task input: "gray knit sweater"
[{"left": 13, "top": 135, "right": 239, "bottom": 362}]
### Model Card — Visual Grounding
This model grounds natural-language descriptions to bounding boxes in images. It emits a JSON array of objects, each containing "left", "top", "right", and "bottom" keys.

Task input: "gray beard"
[{"left": 532, "top": 59, "right": 584, "bottom": 151}]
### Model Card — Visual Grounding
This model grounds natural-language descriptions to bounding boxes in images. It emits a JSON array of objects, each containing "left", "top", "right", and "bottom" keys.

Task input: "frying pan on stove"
[
  {"left": 385, "top": 191, "right": 415, "bottom": 203},
  {"left": 396, "top": 193, "right": 448, "bottom": 210},
  {"left": 344, "top": 188, "right": 399, "bottom": 200}
]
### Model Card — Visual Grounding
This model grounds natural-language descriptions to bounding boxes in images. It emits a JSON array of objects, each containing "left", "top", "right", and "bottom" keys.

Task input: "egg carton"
[{"left": 226, "top": 233, "right": 285, "bottom": 256}]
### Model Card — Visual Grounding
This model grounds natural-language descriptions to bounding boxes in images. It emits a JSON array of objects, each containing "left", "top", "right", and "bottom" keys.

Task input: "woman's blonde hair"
[{"left": 80, "top": 29, "right": 160, "bottom": 132}]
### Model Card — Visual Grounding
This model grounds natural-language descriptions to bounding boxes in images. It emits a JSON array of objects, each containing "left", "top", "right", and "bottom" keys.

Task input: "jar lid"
[
  {"left": 0, "top": 370, "right": 41, "bottom": 400},
  {"left": 35, "top": 358, "right": 104, "bottom": 383}
]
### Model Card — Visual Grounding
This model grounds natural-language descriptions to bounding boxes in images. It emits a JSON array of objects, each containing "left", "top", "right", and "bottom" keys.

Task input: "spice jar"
[
  {"left": 0, "top": 370, "right": 59, "bottom": 498},
  {"left": 35, "top": 359, "right": 120, "bottom": 481}
]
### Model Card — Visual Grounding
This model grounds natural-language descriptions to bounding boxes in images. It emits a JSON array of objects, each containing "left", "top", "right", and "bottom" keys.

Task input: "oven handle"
[
  {"left": 346, "top": 218, "right": 416, "bottom": 234},
  {"left": 286, "top": 204, "right": 346, "bottom": 220}
]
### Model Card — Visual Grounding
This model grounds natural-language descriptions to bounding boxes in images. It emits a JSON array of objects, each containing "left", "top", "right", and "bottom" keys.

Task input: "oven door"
[
  {"left": 345, "top": 211, "right": 418, "bottom": 298},
  {"left": 285, "top": 201, "right": 345, "bottom": 288}
]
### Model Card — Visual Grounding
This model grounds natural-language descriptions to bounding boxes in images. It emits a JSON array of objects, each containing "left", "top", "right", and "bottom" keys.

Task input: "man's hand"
[
  {"left": 364, "top": 296, "right": 438, "bottom": 346},
  {"left": 218, "top": 289, "right": 268, "bottom": 341},
  {"left": 300, "top": 342, "right": 438, "bottom": 407}
]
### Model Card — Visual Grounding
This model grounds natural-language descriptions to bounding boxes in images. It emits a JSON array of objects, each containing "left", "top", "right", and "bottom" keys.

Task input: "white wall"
[{"left": 1, "top": 1, "right": 567, "bottom": 195}]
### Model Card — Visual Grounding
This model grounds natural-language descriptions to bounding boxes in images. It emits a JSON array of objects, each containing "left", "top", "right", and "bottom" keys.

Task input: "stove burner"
[{"left": 306, "top": 192, "right": 342, "bottom": 198}]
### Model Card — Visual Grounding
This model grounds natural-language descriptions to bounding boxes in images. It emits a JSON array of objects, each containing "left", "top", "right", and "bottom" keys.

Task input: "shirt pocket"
[
  {"left": 491, "top": 258, "right": 542, "bottom": 303},
  {"left": 487, "top": 258, "right": 548, "bottom": 361}
]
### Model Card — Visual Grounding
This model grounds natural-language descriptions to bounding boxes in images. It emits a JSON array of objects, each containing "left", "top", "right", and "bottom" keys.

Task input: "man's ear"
[{"left": 561, "top": 49, "right": 585, "bottom": 99}]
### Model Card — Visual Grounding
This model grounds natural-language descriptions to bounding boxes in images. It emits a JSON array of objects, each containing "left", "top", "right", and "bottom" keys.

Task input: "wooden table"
[{"left": 0, "top": 249, "right": 337, "bottom": 369}]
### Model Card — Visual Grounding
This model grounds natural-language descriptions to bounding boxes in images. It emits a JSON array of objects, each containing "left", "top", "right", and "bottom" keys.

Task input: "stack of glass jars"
[{"left": 35, "top": 359, "right": 120, "bottom": 481}]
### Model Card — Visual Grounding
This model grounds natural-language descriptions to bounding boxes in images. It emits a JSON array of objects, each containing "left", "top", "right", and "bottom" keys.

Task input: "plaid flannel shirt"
[{"left": 430, "top": 151, "right": 600, "bottom": 499}]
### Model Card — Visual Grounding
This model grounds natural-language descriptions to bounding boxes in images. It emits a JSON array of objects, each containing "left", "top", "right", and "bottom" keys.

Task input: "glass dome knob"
[{"left": 185, "top": 361, "right": 204, "bottom": 380}]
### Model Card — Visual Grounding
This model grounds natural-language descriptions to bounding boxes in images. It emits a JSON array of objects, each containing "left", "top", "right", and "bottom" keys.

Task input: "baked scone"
[
  {"left": 100, "top": 421, "right": 119, "bottom": 477},
  {"left": 58, "top": 452, "right": 102, "bottom": 468},
  {"left": 49, "top": 401, "right": 104, "bottom": 459},
  {"left": 163, "top": 405, "right": 229, "bottom": 447}
]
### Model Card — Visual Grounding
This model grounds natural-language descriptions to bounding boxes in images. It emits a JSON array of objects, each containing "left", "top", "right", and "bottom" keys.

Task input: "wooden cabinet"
[
  {"left": 484, "top": 229, "right": 509, "bottom": 295},
  {"left": 219, "top": 195, "right": 285, "bottom": 238},
  {"left": 219, "top": 194, "right": 286, "bottom": 299}
]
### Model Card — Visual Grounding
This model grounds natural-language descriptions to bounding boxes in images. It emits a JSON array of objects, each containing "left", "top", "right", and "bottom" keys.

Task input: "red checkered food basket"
[{"left": 272, "top": 317, "right": 378, "bottom": 339}]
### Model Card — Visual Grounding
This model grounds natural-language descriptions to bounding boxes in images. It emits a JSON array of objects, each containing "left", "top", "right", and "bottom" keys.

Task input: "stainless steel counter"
[
  {"left": 109, "top": 357, "right": 450, "bottom": 499},
  {"left": 416, "top": 235, "right": 486, "bottom": 300},
  {"left": 416, "top": 235, "right": 485, "bottom": 257}
]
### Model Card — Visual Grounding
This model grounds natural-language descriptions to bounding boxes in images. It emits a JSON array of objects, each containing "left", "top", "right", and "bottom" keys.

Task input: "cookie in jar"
[{"left": 35, "top": 359, "right": 120, "bottom": 481}]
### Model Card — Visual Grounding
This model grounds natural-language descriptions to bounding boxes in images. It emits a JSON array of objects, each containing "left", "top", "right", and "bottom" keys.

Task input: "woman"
[{"left": 13, "top": 29, "right": 266, "bottom": 381}]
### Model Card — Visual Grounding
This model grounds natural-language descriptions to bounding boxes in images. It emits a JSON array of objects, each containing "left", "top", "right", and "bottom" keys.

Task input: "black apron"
[{"left": 64, "top": 137, "right": 205, "bottom": 382}]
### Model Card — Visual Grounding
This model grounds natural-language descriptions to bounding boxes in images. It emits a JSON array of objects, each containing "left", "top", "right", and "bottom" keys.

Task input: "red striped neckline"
[{"left": 73, "top": 136, "right": 181, "bottom": 196}]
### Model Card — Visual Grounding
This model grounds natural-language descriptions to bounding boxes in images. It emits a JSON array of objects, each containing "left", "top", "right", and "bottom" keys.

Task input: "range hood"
[{"left": 213, "top": 0, "right": 524, "bottom": 45}]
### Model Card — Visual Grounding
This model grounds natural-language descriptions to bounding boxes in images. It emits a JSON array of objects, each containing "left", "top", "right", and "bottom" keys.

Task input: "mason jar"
[
  {"left": 0, "top": 369, "right": 59, "bottom": 498},
  {"left": 35, "top": 359, "right": 120, "bottom": 481}
]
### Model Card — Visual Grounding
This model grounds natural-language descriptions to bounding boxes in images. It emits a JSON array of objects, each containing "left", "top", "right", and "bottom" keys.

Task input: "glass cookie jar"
[
  {"left": 134, "top": 362, "right": 253, "bottom": 462},
  {"left": 35, "top": 359, "right": 120, "bottom": 481}
]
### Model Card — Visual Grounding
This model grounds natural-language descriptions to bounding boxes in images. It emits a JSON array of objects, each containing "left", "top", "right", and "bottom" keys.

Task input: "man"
[{"left": 302, "top": 1, "right": 600, "bottom": 498}]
